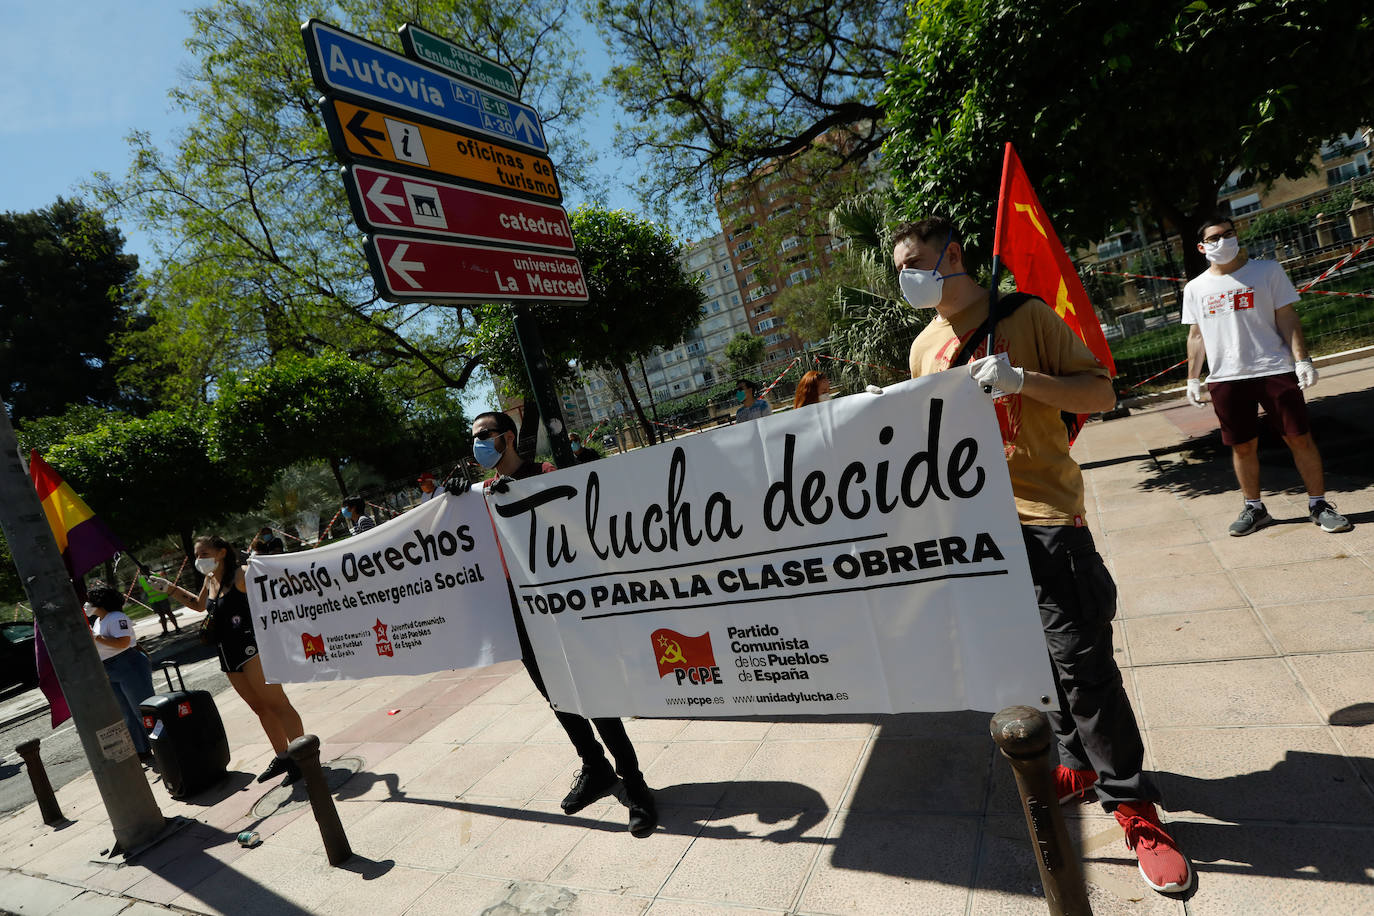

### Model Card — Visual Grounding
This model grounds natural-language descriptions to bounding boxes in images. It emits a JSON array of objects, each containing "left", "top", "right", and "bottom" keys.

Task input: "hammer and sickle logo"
[{"left": 657, "top": 634, "right": 686, "bottom": 666}]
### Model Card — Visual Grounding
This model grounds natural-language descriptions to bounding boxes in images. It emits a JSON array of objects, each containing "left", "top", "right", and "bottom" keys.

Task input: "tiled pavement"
[{"left": 3, "top": 358, "right": 1374, "bottom": 915}]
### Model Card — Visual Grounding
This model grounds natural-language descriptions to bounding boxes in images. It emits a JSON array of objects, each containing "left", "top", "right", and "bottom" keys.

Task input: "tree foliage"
[
  {"left": 593, "top": 0, "right": 903, "bottom": 216},
  {"left": 41, "top": 409, "right": 261, "bottom": 555},
  {"left": 821, "top": 194, "right": 928, "bottom": 391},
  {"left": 566, "top": 207, "right": 705, "bottom": 443},
  {"left": 209, "top": 351, "right": 402, "bottom": 495},
  {"left": 469, "top": 206, "right": 704, "bottom": 445},
  {"left": 882, "top": 0, "right": 1374, "bottom": 277},
  {"left": 0, "top": 199, "right": 143, "bottom": 422},
  {"left": 91, "top": 0, "right": 599, "bottom": 404},
  {"left": 724, "top": 333, "right": 766, "bottom": 372}
]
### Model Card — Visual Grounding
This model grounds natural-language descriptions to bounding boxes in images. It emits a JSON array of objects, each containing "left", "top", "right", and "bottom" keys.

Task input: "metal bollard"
[
  {"left": 16, "top": 738, "right": 66, "bottom": 826},
  {"left": 286, "top": 734, "right": 351, "bottom": 866},
  {"left": 990, "top": 706, "right": 1092, "bottom": 916}
]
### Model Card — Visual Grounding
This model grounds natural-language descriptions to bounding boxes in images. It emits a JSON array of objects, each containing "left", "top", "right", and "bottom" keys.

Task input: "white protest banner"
[
  {"left": 246, "top": 491, "right": 518, "bottom": 682},
  {"left": 487, "top": 369, "right": 1057, "bottom": 717}
]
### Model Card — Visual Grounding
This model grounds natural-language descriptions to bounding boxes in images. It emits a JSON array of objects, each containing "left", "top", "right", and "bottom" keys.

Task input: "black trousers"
[
  {"left": 508, "top": 588, "right": 641, "bottom": 781},
  {"left": 1022, "top": 525, "right": 1157, "bottom": 810}
]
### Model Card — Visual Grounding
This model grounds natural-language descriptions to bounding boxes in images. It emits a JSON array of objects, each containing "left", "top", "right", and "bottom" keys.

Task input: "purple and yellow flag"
[{"left": 28, "top": 451, "right": 126, "bottom": 727}]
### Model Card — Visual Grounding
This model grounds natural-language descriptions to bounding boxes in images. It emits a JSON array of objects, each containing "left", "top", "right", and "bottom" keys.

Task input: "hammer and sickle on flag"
[{"left": 651, "top": 628, "right": 716, "bottom": 679}]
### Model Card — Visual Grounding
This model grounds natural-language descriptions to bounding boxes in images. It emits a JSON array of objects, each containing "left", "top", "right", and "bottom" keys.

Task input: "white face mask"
[
  {"left": 897, "top": 234, "right": 967, "bottom": 309},
  {"left": 899, "top": 268, "right": 947, "bottom": 309},
  {"left": 195, "top": 556, "right": 219, "bottom": 575},
  {"left": 1202, "top": 235, "right": 1240, "bottom": 265}
]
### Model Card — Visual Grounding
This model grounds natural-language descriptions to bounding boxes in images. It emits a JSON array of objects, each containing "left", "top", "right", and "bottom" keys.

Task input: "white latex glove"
[
  {"left": 1186, "top": 378, "right": 1206, "bottom": 408},
  {"left": 968, "top": 353, "right": 1024, "bottom": 397},
  {"left": 148, "top": 576, "right": 172, "bottom": 593},
  {"left": 1295, "top": 359, "right": 1318, "bottom": 390}
]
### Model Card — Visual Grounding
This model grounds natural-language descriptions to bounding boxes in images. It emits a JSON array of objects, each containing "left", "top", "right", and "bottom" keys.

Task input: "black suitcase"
[{"left": 140, "top": 661, "right": 230, "bottom": 798}]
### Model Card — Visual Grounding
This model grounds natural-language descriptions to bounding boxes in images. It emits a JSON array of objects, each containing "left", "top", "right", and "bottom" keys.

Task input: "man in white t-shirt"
[{"left": 1182, "top": 214, "right": 1351, "bottom": 537}]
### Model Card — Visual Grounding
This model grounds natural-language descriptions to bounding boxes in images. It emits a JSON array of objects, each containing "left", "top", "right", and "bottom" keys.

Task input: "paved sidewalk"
[{"left": 3, "top": 362, "right": 1374, "bottom": 915}]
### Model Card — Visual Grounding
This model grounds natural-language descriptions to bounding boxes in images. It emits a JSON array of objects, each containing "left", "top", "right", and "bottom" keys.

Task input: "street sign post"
[
  {"left": 398, "top": 23, "right": 518, "bottom": 99},
  {"left": 303, "top": 19, "right": 546, "bottom": 153},
  {"left": 364, "top": 234, "right": 589, "bottom": 303},
  {"left": 342, "top": 164, "right": 575, "bottom": 251},
  {"left": 320, "top": 98, "right": 562, "bottom": 203}
]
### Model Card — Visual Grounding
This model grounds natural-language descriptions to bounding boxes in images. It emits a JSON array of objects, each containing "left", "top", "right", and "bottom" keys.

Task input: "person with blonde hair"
[
  {"left": 792, "top": 370, "right": 831, "bottom": 409},
  {"left": 151, "top": 534, "right": 306, "bottom": 785}
]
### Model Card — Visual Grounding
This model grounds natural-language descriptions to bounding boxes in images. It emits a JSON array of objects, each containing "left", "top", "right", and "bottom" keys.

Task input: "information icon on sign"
[{"left": 385, "top": 119, "right": 430, "bottom": 165}]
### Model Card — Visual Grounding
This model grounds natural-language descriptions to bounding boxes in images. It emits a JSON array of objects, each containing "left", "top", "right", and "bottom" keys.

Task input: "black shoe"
[
  {"left": 138, "top": 750, "right": 157, "bottom": 768},
  {"left": 282, "top": 758, "right": 303, "bottom": 786},
  {"left": 1228, "top": 504, "right": 1272, "bottom": 537},
  {"left": 256, "top": 755, "right": 289, "bottom": 783},
  {"left": 622, "top": 777, "right": 657, "bottom": 838},
  {"left": 561, "top": 763, "right": 618, "bottom": 815}
]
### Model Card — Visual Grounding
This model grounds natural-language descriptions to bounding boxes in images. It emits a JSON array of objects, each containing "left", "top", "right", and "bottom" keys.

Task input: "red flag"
[
  {"left": 992, "top": 143, "right": 1116, "bottom": 376},
  {"left": 28, "top": 451, "right": 125, "bottom": 728},
  {"left": 651, "top": 628, "right": 716, "bottom": 679}
]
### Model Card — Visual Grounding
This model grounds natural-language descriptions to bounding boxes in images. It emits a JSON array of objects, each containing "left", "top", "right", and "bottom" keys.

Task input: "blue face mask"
[
  {"left": 735, "top": 390, "right": 746, "bottom": 403},
  {"left": 342, "top": 507, "right": 352, "bottom": 519},
  {"left": 473, "top": 436, "right": 503, "bottom": 469},
  {"left": 570, "top": 441, "right": 581, "bottom": 452}
]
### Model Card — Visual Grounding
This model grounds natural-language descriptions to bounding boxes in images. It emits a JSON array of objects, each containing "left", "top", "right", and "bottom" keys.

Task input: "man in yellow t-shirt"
[{"left": 894, "top": 215, "right": 1191, "bottom": 896}]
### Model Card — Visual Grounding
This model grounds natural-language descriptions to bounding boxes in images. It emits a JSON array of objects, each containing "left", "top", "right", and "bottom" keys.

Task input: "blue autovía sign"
[{"left": 302, "top": 19, "right": 547, "bottom": 155}]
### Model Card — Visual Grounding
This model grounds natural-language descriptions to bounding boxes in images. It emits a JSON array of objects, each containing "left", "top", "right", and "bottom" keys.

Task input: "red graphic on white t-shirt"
[
  {"left": 933, "top": 333, "right": 1022, "bottom": 456},
  {"left": 1202, "top": 288, "right": 1255, "bottom": 316}
]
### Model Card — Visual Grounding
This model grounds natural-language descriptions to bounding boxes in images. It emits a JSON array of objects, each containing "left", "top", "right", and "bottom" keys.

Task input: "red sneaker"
[
  {"left": 1054, "top": 765, "right": 1098, "bottom": 805},
  {"left": 1115, "top": 802, "right": 1192, "bottom": 894}
]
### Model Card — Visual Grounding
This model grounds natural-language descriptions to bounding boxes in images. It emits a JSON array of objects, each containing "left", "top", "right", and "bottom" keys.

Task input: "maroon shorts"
[{"left": 1208, "top": 372, "right": 1309, "bottom": 445}]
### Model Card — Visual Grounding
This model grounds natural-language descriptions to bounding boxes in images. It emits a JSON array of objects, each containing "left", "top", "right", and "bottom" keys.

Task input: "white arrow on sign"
[
  {"left": 387, "top": 243, "right": 427, "bottom": 289},
  {"left": 514, "top": 110, "right": 540, "bottom": 146},
  {"left": 366, "top": 176, "right": 405, "bottom": 223}
]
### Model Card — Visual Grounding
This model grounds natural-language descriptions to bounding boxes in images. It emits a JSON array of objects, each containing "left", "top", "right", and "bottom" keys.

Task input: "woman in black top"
[{"left": 152, "top": 534, "right": 307, "bottom": 785}]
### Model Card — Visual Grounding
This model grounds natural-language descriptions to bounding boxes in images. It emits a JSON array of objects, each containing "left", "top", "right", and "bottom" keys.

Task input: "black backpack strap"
[{"left": 951, "top": 292, "right": 1034, "bottom": 367}]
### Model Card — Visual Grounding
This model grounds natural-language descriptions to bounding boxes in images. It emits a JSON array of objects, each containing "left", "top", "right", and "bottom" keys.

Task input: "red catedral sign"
[
  {"left": 346, "top": 165, "right": 575, "bottom": 252},
  {"left": 366, "top": 234, "right": 589, "bottom": 303}
]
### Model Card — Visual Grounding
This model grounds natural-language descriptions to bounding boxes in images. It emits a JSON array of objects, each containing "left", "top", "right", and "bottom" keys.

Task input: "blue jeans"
[{"left": 104, "top": 648, "right": 156, "bottom": 755}]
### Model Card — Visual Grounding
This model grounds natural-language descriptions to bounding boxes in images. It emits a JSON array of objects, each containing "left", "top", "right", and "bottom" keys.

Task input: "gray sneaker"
[
  {"left": 1229, "top": 504, "right": 1273, "bottom": 537},
  {"left": 1310, "top": 500, "right": 1352, "bottom": 533}
]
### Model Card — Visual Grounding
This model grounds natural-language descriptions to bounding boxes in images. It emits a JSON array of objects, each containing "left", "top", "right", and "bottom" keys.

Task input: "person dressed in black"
[
  {"left": 152, "top": 534, "right": 307, "bottom": 785},
  {"left": 567, "top": 432, "right": 601, "bottom": 463},
  {"left": 452, "top": 410, "right": 657, "bottom": 837}
]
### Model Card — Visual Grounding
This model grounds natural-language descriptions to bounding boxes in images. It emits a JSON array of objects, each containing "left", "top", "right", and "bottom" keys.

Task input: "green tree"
[
  {"left": 0, "top": 199, "right": 143, "bottom": 422},
  {"left": 91, "top": 0, "right": 598, "bottom": 404},
  {"left": 724, "top": 333, "right": 766, "bottom": 372},
  {"left": 568, "top": 207, "right": 705, "bottom": 445},
  {"left": 470, "top": 208, "right": 705, "bottom": 447},
  {"left": 593, "top": 0, "right": 903, "bottom": 215},
  {"left": 42, "top": 409, "right": 261, "bottom": 562},
  {"left": 210, "top": 351, "right": 402, "bottom": 496},
  {"left": 882, "top": 0, "right": 1374, "bottom": 277}
]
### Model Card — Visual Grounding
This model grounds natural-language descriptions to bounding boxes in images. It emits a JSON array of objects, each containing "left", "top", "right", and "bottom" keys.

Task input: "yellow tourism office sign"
[{"left": 320, "top": 97, "right": 562, "bottom": 204}]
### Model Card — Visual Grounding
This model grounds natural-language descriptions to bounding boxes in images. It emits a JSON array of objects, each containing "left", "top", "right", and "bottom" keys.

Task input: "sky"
[{"left": 0, "top": 1, "right": 679, "bottom": 262}]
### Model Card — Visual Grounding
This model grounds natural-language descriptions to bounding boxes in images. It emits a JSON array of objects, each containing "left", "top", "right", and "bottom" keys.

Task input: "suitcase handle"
[{"left": 157, "top": 660, "right": 186, "bottom": 693}]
